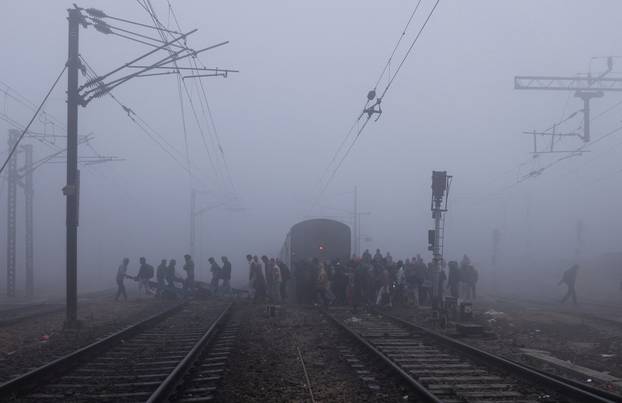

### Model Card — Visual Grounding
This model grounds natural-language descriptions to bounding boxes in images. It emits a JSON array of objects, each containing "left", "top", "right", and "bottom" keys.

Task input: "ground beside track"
[
  {"left": 389, "top": 294, "right": 622, "bottom": 396},
  {"left": 0, "top": 293, "right": 177, "bottom": 383}
]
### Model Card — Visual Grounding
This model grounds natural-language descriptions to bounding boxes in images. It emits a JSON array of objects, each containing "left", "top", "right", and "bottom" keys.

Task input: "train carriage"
[{"left": 280, "top": 218, "right": 351, "bottom": 303}]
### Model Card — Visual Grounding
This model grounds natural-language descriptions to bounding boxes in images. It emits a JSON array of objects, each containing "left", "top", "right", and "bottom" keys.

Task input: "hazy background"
[{"left": 2, "top": 1, "right": 622, "bottom": 299}]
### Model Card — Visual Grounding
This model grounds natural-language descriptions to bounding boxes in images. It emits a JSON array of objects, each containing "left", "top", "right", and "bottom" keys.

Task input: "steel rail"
[
  {"left": 297, "top": 345, "right": 317, "bottom": 403},
  {"left": 147, "top": 302, "right": 233, "bottom": 403},
  {"left": 319, "top": 307, "right": 443, "bottom": 403},
  {"left": 0, "top": 301, "right": 187, "bottom": 398},
  {"left": 376, "top": 309, "right": 617, "bottom": 403}
]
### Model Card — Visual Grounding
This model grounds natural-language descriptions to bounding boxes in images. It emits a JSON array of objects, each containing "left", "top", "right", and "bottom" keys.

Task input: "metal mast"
[
  {"left": 6, "top": 130, "right": 18, "bottom": 297},
  {"left": 190, "top": 188, "right": 196, "bottom": 258},
  {"left": 23, "top": 144, "right": 34, "bottom": 298},
  {"left": 515, "top": 58, "right": 621, "bottom": 148},
  {"left": 353, "top": 186, "right": 358, "bottom": 257},
  {"left": 64, "top": 7, "right": 81, "bottom": 326},
  {"left": 429, "top": 171, "right": 452, "bottom": 305}
]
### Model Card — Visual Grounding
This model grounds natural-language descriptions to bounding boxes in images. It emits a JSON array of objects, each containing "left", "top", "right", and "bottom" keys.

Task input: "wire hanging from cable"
[
  {"left": 0, "top": 63, "right": 67, "bottom": 175},
  {"left": 312, "top": 0, "right": 441, "bottom": 205}
]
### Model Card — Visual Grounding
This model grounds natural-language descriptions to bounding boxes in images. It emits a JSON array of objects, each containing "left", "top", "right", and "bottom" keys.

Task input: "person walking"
[
  {"left": 136, "top": 257, "right": 154, "bottom": 296},
  {"left": 247, "top": 254, "right": 256, "bottom": 299},
  {"left": 208, "top": 257, "right": 221, "bottom": 295},
  {"left": 221, "top": 256, "right": 232, "bottom": 295},
  {"left": 156, "top": 259, "right": 167, "bottom": 297},
  {"left": 115, "top": 258, "right": 130, "bottom": 301},
  {"left": 183, "top": 254, "right": 195, "bottom": 293},
  {"left": 166, "top": 259, "right": 177, "bottom": 288},
  {"left": 559, "top": 264, "right": 579, "bottom": 305},
  {"left": 447, "top": 261, "right": 460, "bottom": 298},
  {"left": 465, "top": 263, "right": 478, "bottom": 300},
  {"left": 252, "top": 255, "right": 266, "bottom": 302},
  {"left": 261, "top": 255, "right": 273, "bottom": 301},
  {"left": 277, "top": 259, "right": 291, "bottom": 301},
  {"left": 271, "top": 258, "right": 282, "bottom": 304}
]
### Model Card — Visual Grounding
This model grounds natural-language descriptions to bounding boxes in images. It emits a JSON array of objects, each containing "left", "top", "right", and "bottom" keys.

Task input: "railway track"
[
  {"left": 322, "top": 307, "right": 620, "bottom": 403},
  {"left": 0, "top": 300, "right": 234, "bottom": 402}
]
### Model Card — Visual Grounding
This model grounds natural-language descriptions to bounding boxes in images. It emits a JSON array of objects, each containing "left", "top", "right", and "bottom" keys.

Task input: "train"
[
  {"left": 280, "top": 218, "right": 351, "bottom": 302},
  {"left": 280, "top": 218, "right": 351, "bottom": 266}
]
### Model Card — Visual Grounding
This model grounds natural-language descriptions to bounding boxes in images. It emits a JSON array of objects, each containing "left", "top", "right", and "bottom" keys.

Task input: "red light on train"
[{"left": 319, "top": 244, "right": 325, "bottom": 251}]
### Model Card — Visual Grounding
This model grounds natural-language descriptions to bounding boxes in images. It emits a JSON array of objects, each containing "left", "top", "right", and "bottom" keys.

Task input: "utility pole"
[
  {"left": 63, "top": 7, "right": 81, "bottom": 327},
  {"left": 353, "top": 186, "right": 358, "bottom": 257},
  {"left": 515, "top": 58, "right": 619, "bottom": 150},
  {"left": 23, "top": 144, "right": 34, "bottom": 298},
  {"left": 190, "top": 188, "right": 196, "bottom": 258},
  {"left": 492, "top": 228, "right": 500, "bottom": 292},
  {"left": 6, "top": 130, "right": 18, "bottom": 297},
  {"left": 55, "top": 5, "right": 233, "bottom": 326}
]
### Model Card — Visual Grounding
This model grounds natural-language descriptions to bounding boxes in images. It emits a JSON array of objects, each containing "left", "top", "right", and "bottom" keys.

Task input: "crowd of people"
[
  {"left": 293, "top": 249, "right": 479, "bottom": 309},
  {"left": 114, "top": 249, "right": 480, "bottom": 309},
  {"left": 114, "top": 254, "right": 232, "bottom": 300},
  {"left": 245, "top": 255, "right": 291, "bottom": 304}
]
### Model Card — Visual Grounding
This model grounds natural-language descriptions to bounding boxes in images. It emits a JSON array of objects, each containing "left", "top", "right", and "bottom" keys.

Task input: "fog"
[{"left": 2, "top": 1, "right": 622, "bottom": 299}]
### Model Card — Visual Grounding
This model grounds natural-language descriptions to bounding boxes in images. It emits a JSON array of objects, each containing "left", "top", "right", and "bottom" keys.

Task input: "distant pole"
[
  {"left": 491, "top": 228, "right": 500, "bottom": 292},
  {"left": 190, "top": 188, "right": 196, "bottom": 257},
  {"left": 64, "top": 7, "right": 81, "bottom": 327},
  {"left": 23, "top": 144, "right": 34, "bottom": 298},
  {"left": 353, "top": 186, "right": 358, "bottom": 257},
  {"left": 6, "top": 130, "right": 18, "bottom": 297}
]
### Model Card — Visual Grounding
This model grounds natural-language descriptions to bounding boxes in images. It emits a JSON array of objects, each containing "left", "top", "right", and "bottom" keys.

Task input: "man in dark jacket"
[
  {"left": 136, "top": 257, "right": 154, "bottom": 296},
  {"left": 447, "top": 261, "right": 460, "bottom": 298},
  {"left": 183, "top": 254, "right": 195, "bottom": 292},
  {"left": 277, "top": 259, "right": 291, "bottom": 301},
  {"left": 208, "top": 257, "right": 221, "bottom": 294},
  {"left": 221, "top": 256, "right": 232, "bottom": 295},
  {"left": 559, "top": 264, "right": 579, "bottom": 305}
]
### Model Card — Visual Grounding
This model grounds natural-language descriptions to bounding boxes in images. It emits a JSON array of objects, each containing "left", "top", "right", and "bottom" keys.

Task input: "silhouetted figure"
[
  {"left": 183, "top": 254, "right": 195, "bottom": 292},
  {"left": 247, "top": 254, "right": 256, "bottom": 299},
  {"left": 332, "top": 264, "right": 348, "bottom": 305},
  {"left": 271, "top": 258, "right": 282, "bottom": 304},
  {"left": 362, "top": 249, "right": 372, "bottom": 263},
  {"left": 252, "top": 255, "right": 266, "bottom": 302},
  {"left": 115, "top": 258, "right": 129, "bottom": 301},
  {"left": 208, "top": 257, "right": 221, "bottom": 295},
  {"left": 221, "top": 256, "right": 232, "bottom": 295},
  {"left": 262, "top": 255, "right": 273, "bottom": 301},
  {"left": 166, "top": 259, "right": 177, "bottom": 287},
  {"left": 156, "top": 259, "right": 167, "bottom": 296},
  {"left": 437, "top": 266, "right": 447, "bottom": 302},
  {"left": 559, "top": 264, "right": 579, "bottom": 305},
  {"left": 137, "top": 257, "right": 154, "bottom": 296},
  {"left": 277, "top": 259, "right": 291, "bottom": 301},
  {"left": 447, "top": 261, "right": 460, "bottom": 298}
]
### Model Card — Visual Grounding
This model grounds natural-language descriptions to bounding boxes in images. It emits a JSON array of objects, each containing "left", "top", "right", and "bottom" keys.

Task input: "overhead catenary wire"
[
  {"left": 143, "top": 0, "right": 239, "bottom": 197},
  {"left": 140, "top": 0, "right": 221, "bottom": 183},
  {"left": 79, "top": 55, "right": 206, "bottom": 183},
  {"left": 164, "top": 0, "right": 239, "bottom": 195},
  {"left": 0, "top": 63, "right": 67, "bottom": 175},
  {"left": 313, "top": 0, "right": 441, "bottom": 205}
]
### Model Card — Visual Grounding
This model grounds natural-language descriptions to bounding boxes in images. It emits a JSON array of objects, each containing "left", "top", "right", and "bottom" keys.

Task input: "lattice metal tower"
[{"left": 6, "top": 130, "right": 18, "bottom": 297}]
